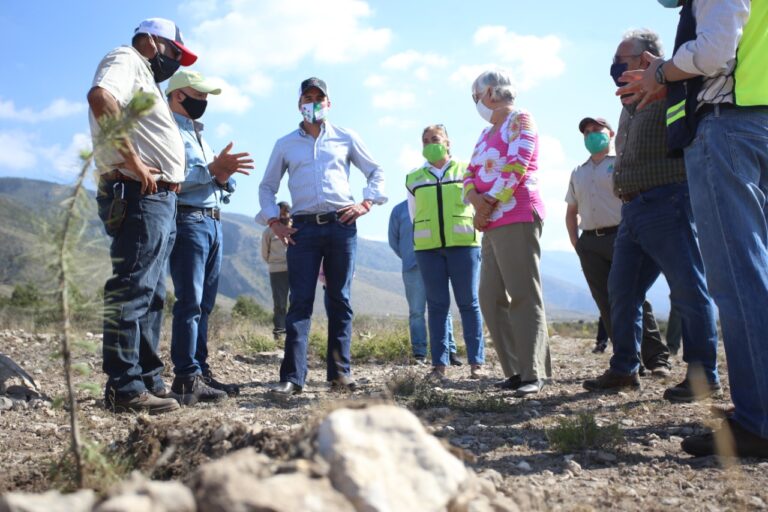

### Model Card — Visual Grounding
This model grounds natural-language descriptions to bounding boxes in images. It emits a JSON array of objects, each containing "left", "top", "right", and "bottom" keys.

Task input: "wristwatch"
[{"left": 655, "top": 61, "right": 668, "bottom": 85}]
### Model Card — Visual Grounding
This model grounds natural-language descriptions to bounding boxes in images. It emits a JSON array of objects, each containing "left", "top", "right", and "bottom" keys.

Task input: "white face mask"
[
  {"left": 475, "top": 97, "right": 494, "bottom": 123},
  {"left": 301, "top": 102, "right": 329, "bottom": 124}
]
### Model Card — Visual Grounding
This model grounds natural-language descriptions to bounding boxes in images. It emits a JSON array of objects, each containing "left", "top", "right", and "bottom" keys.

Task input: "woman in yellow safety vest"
[{"left": 405, "top": 124, "right": 485, "bottom": 380}]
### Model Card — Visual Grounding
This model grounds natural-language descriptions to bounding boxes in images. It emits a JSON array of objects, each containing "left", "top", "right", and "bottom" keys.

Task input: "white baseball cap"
[{"left": 134, "top": 18, "right": 197, "bottom": 66}]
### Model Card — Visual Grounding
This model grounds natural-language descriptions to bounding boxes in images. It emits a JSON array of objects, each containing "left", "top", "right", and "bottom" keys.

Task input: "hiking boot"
[
  {"left": 681, "top": 417, "right": 768, "bottom": 458},
  {"left": 449, "top": 353, "right": 464, "bottom": 367},
  {"left": 469, "top": 365, "right": 486, "bottom": 380},
  {"left": 269, "top": 381, "right": 302, "bottom": 397},
  {"left": 493, "top": 375, "right": 522, "bottom": 390},
  {"left": 649, "top": 366, "right": 672, "bottom": 378},
  {"left": 329, "top": 375, "right": 358, "bottom": 392},
  {"left": 583, "top": 369, "right": 640, "bottom": 392},
  {"left": 169, "top": 374, "right": 227, "bottom": 406},
  {"left": 425, "top": 367, "right": 448, "bottom": 384},
  {"left": 203, "top": 369, "right": 240, "bottom": 397},
  {"left": 105, "top": 391, "right": 180, "bottom": 415},
  {"left": 592, "top": 340, "right": 608, "bottom": 353},
  {"left": 663, "top": 378, "right": 722, "bottom": 403}
]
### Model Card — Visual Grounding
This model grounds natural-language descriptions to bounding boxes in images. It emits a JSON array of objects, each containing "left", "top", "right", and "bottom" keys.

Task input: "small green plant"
[
  {"left": 546, "top": 412, "right": 624, "bottom": 452},
  {"left": 242, "top": 333, "right": 278, "bottom": 352},
  {"left": 231, "top": 295, "right": 272, "bottom": 325},
  {"left": 386, "top": 370, "right": 420, "bottom": 397},
  {"left": 410, "top": 380, "right": 506, "bottom": 412},
  {"left": 50, "top": 440, "right": 132, "bottom": 494}
]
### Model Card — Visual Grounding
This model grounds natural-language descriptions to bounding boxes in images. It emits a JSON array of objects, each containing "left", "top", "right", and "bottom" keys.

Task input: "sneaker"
[
  {"left": 203, "top": 369, "right": 240, "bottom": 397},
  {"left": 469, "top": 365, "right": 485, "bottom": 380},
  {"left": 105, "top": 391, "right": 180, "bottom": 415},
  {"left": 169, "top": 375, "right": 228, "bottom": 406},
  {"left": 663, "top": 378, "right": 722, "bottom": 403},
  {"left": 413, "top": 356, "right": 428, "bottom": 367},
  {"left": 449, "top": 353, "right": 464, "bottom": 367},
  {"left": 649, "top": 366, "right": 672, "bottom": 378},
  {"left": 583, "top": 369, "right": 640, "bottom": 392},
  {"left": 493, "top": 375, "right": 522, "bottom": 390},
  {"left": 514, "top": 379, "right": 545, "bottom": 397},
  {"left": 682, "top": 417, "right": 768, "bottom": 458},
  {"left": 592, "top": 340, "right": 608, "bottom": 353},
  {"left": 329, "top": 375, "right": 357, "bottom": 392}
]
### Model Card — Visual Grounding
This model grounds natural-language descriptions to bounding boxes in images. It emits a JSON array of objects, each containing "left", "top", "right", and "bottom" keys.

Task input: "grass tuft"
[{"left": 546, "top": 412, "right": 624, "bottom": 452}]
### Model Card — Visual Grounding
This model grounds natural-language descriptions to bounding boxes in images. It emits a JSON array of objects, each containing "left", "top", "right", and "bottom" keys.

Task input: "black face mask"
[
  {"left": 149, "top": 52, "right": 180, "bottom": 83},
  {"left": 610, "top": 62, "right": 628, "bottom": 87},
  {"left": 180, "top": 93, "right": 208, "bottom": 119}
]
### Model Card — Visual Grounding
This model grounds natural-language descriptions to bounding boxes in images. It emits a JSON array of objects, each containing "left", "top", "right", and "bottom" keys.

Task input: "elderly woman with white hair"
[{"left": 463, "top": 68, "right": 551, "bottom": 397}]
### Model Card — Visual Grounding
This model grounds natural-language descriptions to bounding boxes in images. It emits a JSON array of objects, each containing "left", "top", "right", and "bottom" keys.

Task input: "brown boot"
[
  {"left": 105, "top": 391, "right": 180, "bottom": 415},
  {"left": 583, "top": 369, "right": 640, "bottom": 392}
]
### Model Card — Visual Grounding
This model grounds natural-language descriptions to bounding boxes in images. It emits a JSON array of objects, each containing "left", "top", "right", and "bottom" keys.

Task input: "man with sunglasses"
[{"left": 88, "top": 18, "right": 197, "bottom": 414}]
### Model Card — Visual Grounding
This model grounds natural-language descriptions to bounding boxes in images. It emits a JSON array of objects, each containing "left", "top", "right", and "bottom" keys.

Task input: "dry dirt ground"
[{"left": 1, "top": 327, "right": 767, "bottom": 511}]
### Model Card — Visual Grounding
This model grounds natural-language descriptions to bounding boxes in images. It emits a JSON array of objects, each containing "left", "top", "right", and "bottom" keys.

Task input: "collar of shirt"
[
  {"left": 426, "top": 159, "right": 452, "bottom": 180},
  {"left": 172, "top": 111, "right": 204, "bottom": 132},
  {"left": 172, "top": 112, "right": 222, "bottom": 209}
]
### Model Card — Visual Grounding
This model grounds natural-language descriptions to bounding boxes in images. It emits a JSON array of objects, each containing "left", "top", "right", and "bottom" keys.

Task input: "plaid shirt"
[{"left": 613, "top": 100, "right": 687, "bottom": 196}]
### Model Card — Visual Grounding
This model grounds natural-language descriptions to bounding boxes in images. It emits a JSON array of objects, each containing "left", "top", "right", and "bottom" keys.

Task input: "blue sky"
[{"left": 0, "top": 1, "right": 680, "bottom": 251}]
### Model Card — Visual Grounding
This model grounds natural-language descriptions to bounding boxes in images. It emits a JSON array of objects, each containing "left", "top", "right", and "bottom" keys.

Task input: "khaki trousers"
[{"left": 480, "top": 219, "right": 552, "bottom": 382}]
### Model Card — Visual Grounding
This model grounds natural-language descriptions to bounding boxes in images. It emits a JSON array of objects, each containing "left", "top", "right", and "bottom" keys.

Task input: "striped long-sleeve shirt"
[{"left": 463, "top": 109, "right": 546, "bottom": 229}]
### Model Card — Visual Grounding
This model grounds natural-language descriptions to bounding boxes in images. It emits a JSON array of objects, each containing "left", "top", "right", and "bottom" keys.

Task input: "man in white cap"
[
  {"left": 165, "top": 70, "right": 253, "bottom": 406},
  {"left": 87, "top": 18, "right": 196, "bottom": 414},
  {"left": 257, "top": 77, "right": 387, "bottom": 397}
]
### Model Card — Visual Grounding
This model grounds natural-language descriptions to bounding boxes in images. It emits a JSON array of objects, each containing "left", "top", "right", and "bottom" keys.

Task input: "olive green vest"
[
  {"left": 405, "top": 161, "right": 478, "bottom": 251},
  {"left": 735, "top": 0, "right": 768, "bottom": 106}
]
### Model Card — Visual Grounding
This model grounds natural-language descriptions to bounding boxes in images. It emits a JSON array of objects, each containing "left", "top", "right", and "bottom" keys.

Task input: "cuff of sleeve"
[
  {"left": 256, "top": 206, "right": 280, "bottom": 226},
  {"left": 362, "top": 187, "right": 388, "bottom": 205},
  {"left": 672, "top": 46, "right": 702, "bottom": 76}
]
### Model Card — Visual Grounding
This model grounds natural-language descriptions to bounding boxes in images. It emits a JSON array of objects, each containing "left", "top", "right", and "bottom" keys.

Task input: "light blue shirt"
[
  {"left": 257, "top": 122, "right": 387, "bottom": 223},
  {"left": 173, "top": 112, "right": 233, "bottom": 209},
  {"left": 388, "top": 200, "right": 418, "bottom": 272}
]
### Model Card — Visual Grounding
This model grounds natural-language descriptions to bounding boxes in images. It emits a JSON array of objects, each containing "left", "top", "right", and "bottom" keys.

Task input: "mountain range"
[{"left": 0, "top": 177, "right": 672, "bottom": 319}]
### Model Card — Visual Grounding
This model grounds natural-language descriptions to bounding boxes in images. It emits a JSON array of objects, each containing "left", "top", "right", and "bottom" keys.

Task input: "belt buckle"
[
  {"left": 595, "top": 228, "right": 605, "bottom": 237},
  {"left": 316, "top": 213, "right": 329, "bottom": 225},
  {"left": 212, "top": 209, "right": 220, "bottom": 221}
]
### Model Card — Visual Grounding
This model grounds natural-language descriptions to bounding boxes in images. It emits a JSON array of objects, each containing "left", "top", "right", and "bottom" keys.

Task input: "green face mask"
[
  {"left": 422, "top": 143, "right": 448, "bottom": 164},
  {"left": 584, "top": 132, "right": 610, "bottom": 155}
]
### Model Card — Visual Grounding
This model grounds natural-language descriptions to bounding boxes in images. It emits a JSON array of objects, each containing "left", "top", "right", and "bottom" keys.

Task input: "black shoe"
[
  {"left": 682, "top": 417, "right": 768, "bottom": 458},
  {"left": 493, "top": 375, "right": 522, "bottom": 390},
  {"left": 449, "top": 353, "right": 463, "bottom": 367},
  {"left": 143, "top": 378, "right": 168, "bottom": 398},
  {"left": 329, "top": 375, "right": 357, "bottom": 392},
  {"left": 592, "top": 340, "right": 608, "bottom": 353},
  {"left": 269, "top": 381, "right": 302, "bottom": 397},
  {"left": 105, "top": 390, "right": 180, "bottom": 415},
  {"left": 663, "top": 378, "right": 722, "bottom": 403},
  {"left": 203, "top": 369, "right": 240, "bottom": 397},
  {"left": 169, "top": 375, "right": 228, "bottom": 406},
  {"left": 583, "top": 369, "right": 640, "bottom": 392}
]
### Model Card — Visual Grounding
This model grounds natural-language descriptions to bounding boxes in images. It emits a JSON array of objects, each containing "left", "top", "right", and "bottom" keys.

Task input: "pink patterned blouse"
[{"left": 463, "top": 109, "right": 546, "bottom": 230}]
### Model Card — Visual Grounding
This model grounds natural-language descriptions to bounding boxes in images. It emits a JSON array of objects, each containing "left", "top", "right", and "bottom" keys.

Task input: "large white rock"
[
  {"left": 317, "top": 405, "right": 470, "bottom": 512},
  {"left": 95, "top": 472, "right": 195, "bottom": 512},
  {"left": 0, "top": 489, "right": 95, "bottom": 512}
]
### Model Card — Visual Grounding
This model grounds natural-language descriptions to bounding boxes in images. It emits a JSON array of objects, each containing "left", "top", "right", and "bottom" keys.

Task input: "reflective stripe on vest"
[{"left": 735, "top": 0, "right": 768, "bottom": 106}]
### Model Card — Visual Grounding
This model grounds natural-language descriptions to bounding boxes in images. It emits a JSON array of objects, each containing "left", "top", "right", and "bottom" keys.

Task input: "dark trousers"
[
  {"left": 269, "top": 271, "right": 289, "bottom": 335},
  {"left": 96, "top": 180, "right": 177, "bottom": 397},
  {"left": 576, "top": 230, "right": 670, "bottom": 369}
]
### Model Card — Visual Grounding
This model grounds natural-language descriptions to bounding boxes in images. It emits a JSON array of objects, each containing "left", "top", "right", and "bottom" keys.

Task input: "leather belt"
[
  {"left": 178, "top": 204, "right": 221, "bottom": 221},
  {"left": 582, "top": 225, "right": 619, "bottom": 237},
  {"left": 101, "top": 169, "right": 181, "bottom": 193},
  {"left": 292, "top": 211, "right": 340, "bottom": 225},
  {"left": 697, "top": 102, "right": 768, "bottom": 119}
]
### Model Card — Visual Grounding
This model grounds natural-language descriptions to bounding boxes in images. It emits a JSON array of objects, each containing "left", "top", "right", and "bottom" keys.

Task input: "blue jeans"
[
  {"left": 402, "top": 268, "right": 456, "bottom": 358},
  {"left": 281, "top": 220, "right": 357, "bottom": 386},
  {"left": 96, "top": 180, "right": 177, "bottom": 397},
  {"left": 608, "top": 182, "right": 719, "bottom": 384},
  {"left": 169, "top": 211, "right": 222, "bottom": 377},
  {"left": 685, "top": 107, "right": 768, "bottom": 438},
  {"left": 415, "top": 246, "right": 484, "bottom": 367}
]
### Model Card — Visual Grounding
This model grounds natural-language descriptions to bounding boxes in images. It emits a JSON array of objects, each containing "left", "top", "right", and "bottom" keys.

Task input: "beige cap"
[{"left": 166, "top": 70, "right": 222, "bottom": 95}]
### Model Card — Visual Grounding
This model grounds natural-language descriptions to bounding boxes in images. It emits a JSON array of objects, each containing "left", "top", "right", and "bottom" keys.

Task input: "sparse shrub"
[
  {"left": 231, "top": 295, "right": 271, "bottom": 325},
  {"left": 410, "top": 380, "right": 506, "bottom": 412},
  {"left": 546, "top": 412, "right": 624, "bottom": 452},
  {"left": 49, "top": 440, "right": 132, "bottom": 494},
  {"left": 386, "top": 370, "right": 420, "bottom": 396}
]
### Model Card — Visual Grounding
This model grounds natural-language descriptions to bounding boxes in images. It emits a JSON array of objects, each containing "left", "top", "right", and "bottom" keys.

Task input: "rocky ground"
[{"left": 1, "top": 327, "right": 767, "bottom": 511}]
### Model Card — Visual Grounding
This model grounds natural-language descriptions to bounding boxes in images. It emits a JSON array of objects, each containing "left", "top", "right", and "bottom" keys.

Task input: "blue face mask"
[
  {"left": 657, "top": 0, "right": 682, "bottom": 7},
  {"left": 610, "top": 62, "right": 628, "bottom": 87}
]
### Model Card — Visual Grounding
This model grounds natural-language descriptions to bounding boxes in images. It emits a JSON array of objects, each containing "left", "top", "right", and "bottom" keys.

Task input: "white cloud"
[
  {"left": 181, "top": 0, "right": 219, "bottom": 21},
  {"left": 536, "top": 134, "right": 575, "bottom": 252},
  {"left": 372, "top": 91, "right": 416, "bottom": 110},
  {"left": 0, "top": 98, "right": 86, "bottom": 123},
  {"left": 242, "top": 72, "right": 274, "bottom": 96},
  {"left": 204, "top": 78, "right": 253, "bottom": 114},
  {"left": 450, "top": 64, "right": 494, "bottom": 88},
  {"left": 40, "top": 132, "right": 92, "bottom": 177},
  {"left": 377, "top": 116, "right": 418, "bottom": 129},
  {"left": 215, "top": 122, "right": 233, "bottom": 139},
  {"left": 189, "top": 0, "right": 391, "bottom": 77},
  {"left": 364, "top": 74, "right": 387, "bottom": 88},
  {"left": 469, "top": 26, "right": 566, "bottom": 91},
  {"left": 382, "top": 50, "right": 449, "bottom": 71},
  {"left": 397, "top": 144, "right": 423, "bottom": 171},
  {"left": 0, "top": 131, "right": 37, "bottom": 170}
]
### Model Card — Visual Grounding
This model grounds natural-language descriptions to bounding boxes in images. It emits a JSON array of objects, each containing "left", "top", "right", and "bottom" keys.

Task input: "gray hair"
[
  {"left": 622, "top": 29, "right": 664, "bottom": 58},
  {"left": 472, "top": 68, "right": 517, "bottom": 104}
]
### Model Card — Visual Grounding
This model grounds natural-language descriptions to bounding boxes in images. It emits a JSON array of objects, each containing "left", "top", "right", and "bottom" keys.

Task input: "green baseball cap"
[{"left": 166, "top": 70, "right": 222, "bottom": 95}]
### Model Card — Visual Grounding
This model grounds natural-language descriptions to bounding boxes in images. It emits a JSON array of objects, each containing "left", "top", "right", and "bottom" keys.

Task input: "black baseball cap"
[
  {"left": 299, "top": 77, "right": 328, "bottom": 98},
  {"left": 578, "top": 117, "right": 613, "bottom": 134}
]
